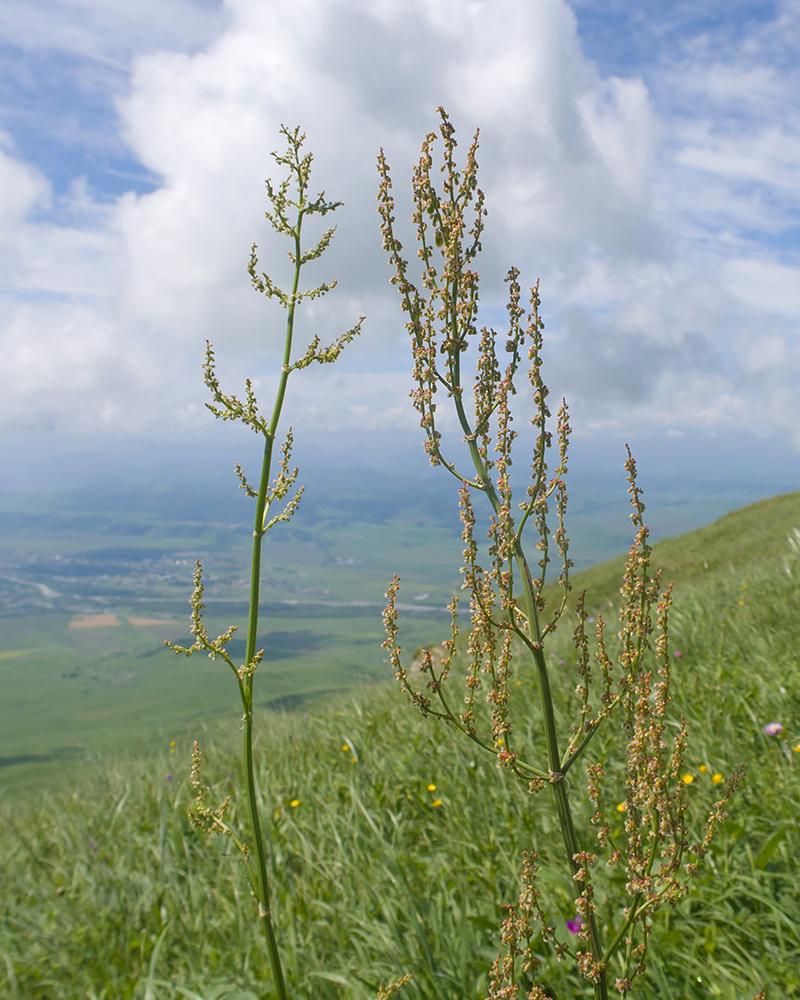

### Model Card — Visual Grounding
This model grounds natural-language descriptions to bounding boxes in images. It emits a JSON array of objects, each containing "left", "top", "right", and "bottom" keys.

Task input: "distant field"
[
  {"left": 0, "top": 603, "right": 455, "bottom": 792},
  {"left": 0, "top": 466, "right": 789, "bottom": 790}
]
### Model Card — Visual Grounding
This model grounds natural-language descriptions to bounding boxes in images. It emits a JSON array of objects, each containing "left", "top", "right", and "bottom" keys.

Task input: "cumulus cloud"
[
  {"left": 114, "top": 0, "right": 666, "bottom": 343},
  {"left": 0, "top": 0, "right": 799, "bottom": 447}
]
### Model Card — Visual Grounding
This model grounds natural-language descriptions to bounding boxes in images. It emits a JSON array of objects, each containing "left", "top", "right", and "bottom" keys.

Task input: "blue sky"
[{"left": 1, "top": 0, "right": 799, "bottom": 487}]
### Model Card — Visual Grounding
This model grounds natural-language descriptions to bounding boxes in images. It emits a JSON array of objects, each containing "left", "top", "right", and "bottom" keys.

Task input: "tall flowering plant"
[
  {"left": 167, "top": 126, "right": 363, "bottom": 1000},
  {"left": 378, "top": 108, "right": 745, "bottom": 999}
]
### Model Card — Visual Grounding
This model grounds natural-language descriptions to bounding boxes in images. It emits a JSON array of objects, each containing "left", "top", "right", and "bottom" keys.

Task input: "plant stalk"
[
  {"left": 239, "top": 209, "right": 304, "bottom": 1000},
  {"left": 451, "top": 339, "right": 608, "bottom": 998}
]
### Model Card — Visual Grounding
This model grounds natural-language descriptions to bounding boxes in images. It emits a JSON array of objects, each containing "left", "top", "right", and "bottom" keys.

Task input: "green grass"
[
  {"left": 1, "top": 492, "right": 799, "bottom": 998},
  {"left": 0, "top": 607, "right": 449, "bottom": 793},
  {"left": 574, "top": 489, "right": 800, "bottom": 610}
]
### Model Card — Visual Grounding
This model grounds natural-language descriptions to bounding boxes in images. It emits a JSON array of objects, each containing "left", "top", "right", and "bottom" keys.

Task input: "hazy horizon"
[{"left": 3, "top": 425, "right": 799, "bottom": 576}]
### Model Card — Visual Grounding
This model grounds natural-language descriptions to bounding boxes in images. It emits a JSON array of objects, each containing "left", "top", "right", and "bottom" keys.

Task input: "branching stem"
[
  {"left": 378, "top": 109, "right": 734, "bottom": 1000},
  {"left": 171, "top": 125, "right": 360, "bottom": 1000}
]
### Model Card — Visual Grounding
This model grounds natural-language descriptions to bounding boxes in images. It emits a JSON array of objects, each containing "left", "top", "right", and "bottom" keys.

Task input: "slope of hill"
[
  {"left": 1, "top": 491, "right": 799, "bottom": 999},
  {"left": 573, "top": 489, "right": 800, "bottom": 611}
]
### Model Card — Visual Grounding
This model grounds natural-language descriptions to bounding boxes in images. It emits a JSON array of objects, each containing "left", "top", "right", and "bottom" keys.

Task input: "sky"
[{"left": 2, "top": 0, "right": 800, "bottom": 495}]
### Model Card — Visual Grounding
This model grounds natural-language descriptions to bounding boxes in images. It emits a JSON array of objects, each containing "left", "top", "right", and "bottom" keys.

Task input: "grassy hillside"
[
  {"left": 573, "top": 488, "right": 800, "bottom": 610},
  {"left": 1, "top": 493, "right": 799, "bottom": 999}
]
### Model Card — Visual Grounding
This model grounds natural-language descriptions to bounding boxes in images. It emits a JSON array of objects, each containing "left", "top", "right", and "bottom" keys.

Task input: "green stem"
[
  {"left": 601, "top": 893, "right": 642, "bottom": 969},
  {"left": 449, "top": 321, "right": 608, "bottom": 999},
  {"left": 238, "top": 210, "right": 304, "bottom": 1000}
]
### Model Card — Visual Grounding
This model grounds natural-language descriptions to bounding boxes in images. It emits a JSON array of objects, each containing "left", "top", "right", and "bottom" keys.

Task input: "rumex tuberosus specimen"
[
  {"left": 378, "top": 108, "right": 743, "bottom": 999},
  {"left": 167, "top": 125, "right": 361, "bottom": 1000}
]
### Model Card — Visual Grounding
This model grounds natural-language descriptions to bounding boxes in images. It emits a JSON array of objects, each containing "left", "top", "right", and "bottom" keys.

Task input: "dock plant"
[
  {"left": 378, "top": 108, "right": 752, "bottom": 999},
  {"left": 166, "top": 125, "right": 363, "bottom": 1000}
]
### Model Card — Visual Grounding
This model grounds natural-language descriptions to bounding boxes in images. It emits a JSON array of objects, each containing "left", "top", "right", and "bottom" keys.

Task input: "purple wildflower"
[
  {"left": 566, "top": 916, "right": 582, "bottom": 934},
  {"left": 764, "top": 721, "right": 784, "bottom": 736},
  {"left": 674, "top": 650, "right": 683, "bottom": 659},
  {"left": 166, "top": 774, "right": 173, "bottom": 782}
]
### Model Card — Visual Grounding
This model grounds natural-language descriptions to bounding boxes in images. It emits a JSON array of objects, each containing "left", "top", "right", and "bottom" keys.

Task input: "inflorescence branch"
[{"left": 378, "top": 108, "right": 739, "bottom": 1000}]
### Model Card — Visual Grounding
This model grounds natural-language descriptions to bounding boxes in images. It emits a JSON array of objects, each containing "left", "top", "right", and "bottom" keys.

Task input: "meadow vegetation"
[
  {"left": 2, "top": 113, "right": 799, "bottom": 999},
  {"left": 2, "top": 495, "right": 799, "bottom": 999}
]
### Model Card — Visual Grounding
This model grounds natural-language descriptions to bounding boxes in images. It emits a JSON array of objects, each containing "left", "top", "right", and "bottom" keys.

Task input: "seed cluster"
[{"left": 379, "top": 108, "right": 741, "bottom": 999}]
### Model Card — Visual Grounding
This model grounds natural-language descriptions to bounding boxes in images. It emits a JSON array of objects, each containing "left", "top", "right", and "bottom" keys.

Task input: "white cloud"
[
  {"left": 723, "top": 259, "right": 800, "bottom": 315},
  {"left": 676, "top": 124, "right": 800, "bottom": 197},
  {"left": 0, "top": 0, "right": 799, "bottom": 453},
  {"left": 112, "top": 0, "right": 664, "bottom": 353},
  {"left": 0, "top": 0, "right": 226, "bottom": 67},
  {"left": 0, "top": 133, "right": 51, "bottom": 227}
]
